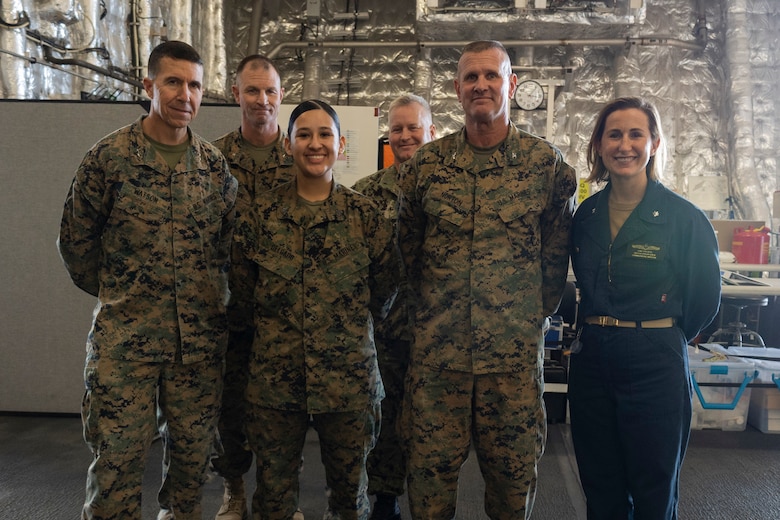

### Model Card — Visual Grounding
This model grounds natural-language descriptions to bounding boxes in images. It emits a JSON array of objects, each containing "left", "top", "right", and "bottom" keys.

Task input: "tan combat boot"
[{"left": 215, "top": 477, "right": 248, "bottom": 520}]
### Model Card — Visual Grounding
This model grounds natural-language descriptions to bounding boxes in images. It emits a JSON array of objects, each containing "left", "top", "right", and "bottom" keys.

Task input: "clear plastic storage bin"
[
  {"left": 688, "top": 345, "right": 756, "bottom": 431},
  {"left": 727, "top": 347, "right": 780, "bottom": 433},
  {"left": 726, "top": 347, "right": 780, "bottom": 433}
]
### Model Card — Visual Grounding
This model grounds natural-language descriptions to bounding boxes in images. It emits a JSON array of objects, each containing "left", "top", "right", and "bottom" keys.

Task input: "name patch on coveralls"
[{"left": 630, "top": 243, "right": 661, "bottom": 260}]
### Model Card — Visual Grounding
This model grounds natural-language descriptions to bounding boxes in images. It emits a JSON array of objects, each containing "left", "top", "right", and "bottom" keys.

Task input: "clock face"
[{"left": 515, "top": 80, "right": 544, "bottom": 110}]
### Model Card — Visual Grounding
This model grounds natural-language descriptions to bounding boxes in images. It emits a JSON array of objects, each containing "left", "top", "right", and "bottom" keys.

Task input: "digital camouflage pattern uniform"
[
  {"left": 57, "top": 116, "right": 238, "bottom": 520},
  {"left": 211, "top": 128, "right": 294, "bottom": 480},
  {"left": 398, "top": 124, "right": 577, "bottom": 519},
  {"left": 352, "top": 165, "right": 410, "bottom": 499},
  {"left": 231, "top": 179, "right": 400, "bottom": 520}
]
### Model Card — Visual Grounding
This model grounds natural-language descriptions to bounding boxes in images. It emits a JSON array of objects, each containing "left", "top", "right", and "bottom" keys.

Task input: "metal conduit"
[
  {"left": 725, "top": 0, "right": 769, "bottom": 222},
  {"left": 247, "top": 0, "right": 264, "bottom": 56},
  {"left": 413, "top": 48, "right": 433, "bottom": 101},
  {"left": 42, "top": 46, "right": 143, "bottom": 89},
  {"left": 266, "top": 36, "right": 706, "bottom": 60}
]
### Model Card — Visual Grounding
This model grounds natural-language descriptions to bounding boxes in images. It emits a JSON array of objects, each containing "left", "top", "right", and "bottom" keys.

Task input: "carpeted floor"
[{"left": 1, "top": 414, "right": 779, "bottom": 519}]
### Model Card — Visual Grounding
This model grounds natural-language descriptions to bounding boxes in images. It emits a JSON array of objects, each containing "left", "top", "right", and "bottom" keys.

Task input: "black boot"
[{"left": 370, "top": 494, "right": 401, "bottom": 520}]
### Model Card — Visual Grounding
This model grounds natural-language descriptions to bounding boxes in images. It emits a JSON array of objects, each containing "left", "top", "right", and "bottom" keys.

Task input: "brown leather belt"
[{"left": 584, "top": 316, "right": 675, "bottom": 329}]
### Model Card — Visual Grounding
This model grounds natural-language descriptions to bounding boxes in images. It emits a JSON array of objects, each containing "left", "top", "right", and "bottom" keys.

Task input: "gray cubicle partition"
[
  {"left": 0, "top": 100, "right": 238, "bottom": 413},
  {"left": 0, "top": 100, "right": 377, "bottom": 413}
]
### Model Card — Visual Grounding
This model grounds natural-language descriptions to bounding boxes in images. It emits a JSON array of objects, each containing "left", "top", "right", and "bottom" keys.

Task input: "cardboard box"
[
  {"left": 688, "top": 345, "right": 755, "bottom": 431},
  {"left": 747, "top": 356, "right": 780, "bottom": 433},
  {"left": 723, "top": 348, "right": 780, "bottom": 433},
  {"left": 748, "top": 390, "right": 780, "bottom": 433},
  {"left": 710, "top": 220, "right": 766, "bottom": 252}
]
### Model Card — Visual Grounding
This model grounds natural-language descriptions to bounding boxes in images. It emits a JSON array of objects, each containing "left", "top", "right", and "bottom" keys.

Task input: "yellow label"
[{"left": 577, "top": 179, "right": 591, "bottom": 204}]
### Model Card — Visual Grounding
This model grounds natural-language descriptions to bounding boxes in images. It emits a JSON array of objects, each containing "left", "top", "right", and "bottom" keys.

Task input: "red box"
[{"left": 732, "top": 227, "right": 769, "bottom": 264}]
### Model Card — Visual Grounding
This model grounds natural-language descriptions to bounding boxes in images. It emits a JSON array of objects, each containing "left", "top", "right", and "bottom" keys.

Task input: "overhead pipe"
[
  {"left": 693, "top": 0, "right": 709, "bottom": 44},
  {"left": 512, "top": 65, "right": 574, "bottom": 72},
  {"left": 75, "top": 0, "right": 104, "bottom": 99},
  {"left": 129, "top": 0, "right": 143, "bottom": 84},
  {"left": 724, "top": 0, "right": 769, "bottom": 222},
  {"left": 42, "top": 45, "right": 143, "bottom": 89},
  {"left": 247, "top": 0, "right": 264, "bottom": 56},
  {"left": 1, "top": 0, "right": 27, "bottom": 97},
  {"left": 0, "top": 9, "right": 29, "bottom": 28},
  {"left": 168, "top": 0, "right": 193, "bottom": 43},
  {"left": 412, "top": 48, "right": 433, "bottom": 102},
  {"left": 302, "top": 49, "right": 323, "bottom": 100},
  {"left": 265, "top": 36, "right": 706, "bottom": 60},
  {"left": 194, "top": 0, "right": 227, "bottom": 97}
]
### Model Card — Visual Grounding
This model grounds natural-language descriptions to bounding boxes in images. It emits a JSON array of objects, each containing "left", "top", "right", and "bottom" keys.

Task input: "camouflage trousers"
[
  {"left": 244, "top": 405, "right": 380, "bottom": 520},
  {"left": 367, "top": 337, "right": 410, "bottom": 498},
  {"left": 402, "top": 366, "right": 547, "bottom": 520},
  {"left": 81, "top": 355, "right": 223, "bottom": 520},
  {"left": 211, "top": 328, "right": 254, "bottom": 479}
]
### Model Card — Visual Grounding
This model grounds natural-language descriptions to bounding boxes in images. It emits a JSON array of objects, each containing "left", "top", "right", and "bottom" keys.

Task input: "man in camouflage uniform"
[
  {"left": 398, "top": 40, "right": 577, "bottom": 519},
  {"left": 352, "top": 94, "right": 436, "bottom": 520},
  {"left": 232, "top": 100, "right": 400, "bottom": 520},
  {"left": 211, "top": 54, "right": 295, "bottom": 520},
  {"left": 57, "top": 41, "right": 237, "bottom": 520}
]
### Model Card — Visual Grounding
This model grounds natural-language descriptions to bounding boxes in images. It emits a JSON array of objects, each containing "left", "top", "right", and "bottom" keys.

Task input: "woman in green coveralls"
[{"left": 569, "top": 97, "right": 721, "bottom": 520}]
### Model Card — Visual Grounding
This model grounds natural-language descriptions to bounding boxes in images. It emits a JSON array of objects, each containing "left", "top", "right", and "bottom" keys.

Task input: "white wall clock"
[{"left": 514, "top": 79, "right": 545, "bottom": 111}]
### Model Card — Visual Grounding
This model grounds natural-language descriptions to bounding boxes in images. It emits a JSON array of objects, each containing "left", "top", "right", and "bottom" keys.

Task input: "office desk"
[{"left": 721, "top": 264, "right": 780, "bottom": 296}]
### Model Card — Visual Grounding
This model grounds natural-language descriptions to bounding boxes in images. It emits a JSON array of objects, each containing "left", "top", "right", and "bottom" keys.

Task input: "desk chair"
[{"left": 708, "top": 295, "right": 768, "bottom": 348}]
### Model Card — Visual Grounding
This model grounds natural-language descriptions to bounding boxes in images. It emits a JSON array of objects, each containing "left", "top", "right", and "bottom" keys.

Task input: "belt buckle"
[{"left": 598, "top": 316, "right": 616, "bottom": 327}]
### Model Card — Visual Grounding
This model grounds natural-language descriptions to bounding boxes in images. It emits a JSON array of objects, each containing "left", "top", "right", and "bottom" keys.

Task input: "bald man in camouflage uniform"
[
  {"left": 211, "top": 54, "right": 295, "bottom": 520},
  {"left": 57, "top": 41, "right": 237, "bottom": 520},
  {"left": 398, "top": 41, "right": 577, "bottom": 519}
]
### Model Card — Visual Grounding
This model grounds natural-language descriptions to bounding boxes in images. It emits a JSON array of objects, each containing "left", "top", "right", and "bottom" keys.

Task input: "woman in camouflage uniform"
[{"left": 232, "top": 99, "right": 400, "bottom": 520}]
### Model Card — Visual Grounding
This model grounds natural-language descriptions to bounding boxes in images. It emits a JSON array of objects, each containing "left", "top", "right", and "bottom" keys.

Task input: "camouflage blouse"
[
  {"left": 233, "top": 179, "right": 400, "bottom": 413},
  {"left": 398, "top": 124, "right": 577, "bottom": 374},
  {"left": 58, "top": 116, "right": 238, "bottom": 364}
]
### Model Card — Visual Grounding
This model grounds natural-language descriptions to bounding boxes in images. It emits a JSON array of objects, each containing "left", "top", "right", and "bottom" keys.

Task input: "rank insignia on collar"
[{"left": 653, "top": 210, "right": 660, "bottom": 217}]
